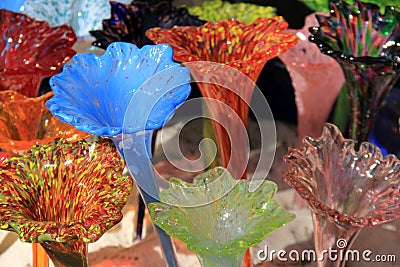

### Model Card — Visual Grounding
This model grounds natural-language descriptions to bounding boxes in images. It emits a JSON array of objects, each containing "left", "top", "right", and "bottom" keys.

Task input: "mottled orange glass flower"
[
  {"left": 147, "top": 17, "right": 298, "bottom": 179},
  {"left": 0, "top": 9, "right": 76, "bottom": 97},
  {"left": 0, "top": 90, "right": 90, "bottom": 156},
  {"left": 0, "top": 138, "right": 132, "bottom": 267}
]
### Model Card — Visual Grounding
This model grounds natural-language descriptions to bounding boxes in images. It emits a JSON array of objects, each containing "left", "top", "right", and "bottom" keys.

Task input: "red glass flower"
[
  {"left": 0, "top": 90, "right": 90, "bottom": 156},
  {"left": 0, "top": 9, "right": 77, "bottom": 97},
  {"left": 147, "top": 17, "right": 298, "bottom": 179}
]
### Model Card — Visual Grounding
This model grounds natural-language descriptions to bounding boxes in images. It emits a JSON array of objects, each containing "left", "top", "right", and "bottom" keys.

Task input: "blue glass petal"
[
  {"left": 0, "top": 0, "right": 25, "bottom": 12},
  {"left": 46, "top": 42, "right": 191, "bottom": 137}
]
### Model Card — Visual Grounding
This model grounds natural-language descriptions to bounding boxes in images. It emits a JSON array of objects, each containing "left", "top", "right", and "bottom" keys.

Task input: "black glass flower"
[{"left": 89, "top": 0, "right": 205, "bottom": 49}]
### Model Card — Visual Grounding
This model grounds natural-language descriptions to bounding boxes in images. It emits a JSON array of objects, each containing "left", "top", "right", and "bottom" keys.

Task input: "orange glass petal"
[
  {"left": 0, "top": 91, "right": 91, "bottom": 156},
  {"left": 147, "top": 17, "right": 298, "bottom": 178}
]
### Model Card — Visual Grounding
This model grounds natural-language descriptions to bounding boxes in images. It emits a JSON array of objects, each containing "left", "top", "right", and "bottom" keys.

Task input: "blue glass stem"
[{"left": 112, "top": 132, "right": 178, "bottom": 267}]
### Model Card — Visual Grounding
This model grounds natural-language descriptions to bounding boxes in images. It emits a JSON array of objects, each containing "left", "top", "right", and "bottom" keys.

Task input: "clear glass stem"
[
  {"left": 197, "top": 252, "right": 245, "bottom": 267},
  {"left": 41, "top": 242, "right": 88, "bottom": 267},
  {"left": 312, "top": 213, "right": 360, "bottom": 267}
]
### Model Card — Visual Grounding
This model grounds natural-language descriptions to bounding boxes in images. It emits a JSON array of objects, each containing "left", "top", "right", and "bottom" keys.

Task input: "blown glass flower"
[
  {"left": 188, "top": 0, "right": 276, "bottom": 24},
  {"left": 279, "top": 13, "right": 344, "bottom": 144},
  {"left": 0, "top": 91, "right": 90, "bottom": 156},
  {"left": 0, "top": 9, "right": 77, "bottom": 97},
  {"left": 149, "top": 167, "right": 295, "bottom": 267},
  {"left": 284, "top": 123, "right": 400, "bottom": 267},
  {"left": 299, "top": 0, "right": 400, "bottom": 13},
  {"left": 0, "top": 138, "right": 132, "bottom": 267},
  {"left": 309, "top": 0, "right": 400, "bottom": 147},
  {"left": 90, "top": 0, "right": 205, "bottom": 50},
  {"left": 46, "top": 42, "right": 191, "bottom": 267},
  {"left": 23, "top": 0, "right": 112, "bottom": 37},
  {"left": 147, "top": 17, "right": 298, "bottom": 179}
]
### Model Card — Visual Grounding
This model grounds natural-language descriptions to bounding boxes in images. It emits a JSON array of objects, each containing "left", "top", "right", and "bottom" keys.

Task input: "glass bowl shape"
[{"left": 0, "top": 9, "right": 77, "bottom": 97}]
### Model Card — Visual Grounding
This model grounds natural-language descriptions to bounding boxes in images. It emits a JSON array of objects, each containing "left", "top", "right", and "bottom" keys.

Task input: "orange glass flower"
[
  {"left": 0, "top": 90, "right": 90, "bottom": 156},
  {"left": 147, "top": 17, "right": 298, "bottom": 179}
]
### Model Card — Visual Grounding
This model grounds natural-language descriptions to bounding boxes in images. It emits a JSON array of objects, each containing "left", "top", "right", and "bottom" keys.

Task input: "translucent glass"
[
  {"left": 149, "top": 167, "right": 295, "bottom": 267},
  {"left": 284, "top": 123, "right": 400, "bottom": 266}
]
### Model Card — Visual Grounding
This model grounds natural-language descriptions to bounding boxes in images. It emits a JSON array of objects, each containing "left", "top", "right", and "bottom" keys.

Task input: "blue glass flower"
[
  {"left": 46, "top": 42, "right": 191, "bottom": 267},
  {"left": 0, "top": 0, "right": 25, "bottom": 12},
  {"left": 46, "top": 42, "right": 191, "bottom": 137}
]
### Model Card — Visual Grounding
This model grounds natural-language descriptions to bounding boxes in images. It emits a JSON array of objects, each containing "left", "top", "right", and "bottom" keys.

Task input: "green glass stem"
[
  {"left": 202, "top": 101, "right": 219, "bottom": 170},
  {"left": 332, "top": 85, "right": 350, "bottom": 135},
  {"left": 41, "top": 241, "right": 88, "bottom": 267},
  {"left": 312, "top": 213, "right": 360, "bottom": 267},
  {"left": 197, "top": 251, "right": 245, "bottom": 267}
]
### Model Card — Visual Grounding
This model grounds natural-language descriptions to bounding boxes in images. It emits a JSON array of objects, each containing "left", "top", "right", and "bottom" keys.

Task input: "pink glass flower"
[
  {"left": 284, "top": 123, "right": 400, "bottom": 267},
  {"left": 0, "top": 9, "right": 77, "bottom": 97},
  {"left": 0, "top": 138, "right": 132, "bottom": 267},
  {"left": 147, "top": 17, "right": 298, "bottom": 179},
  {"left": 279, "top": 13, "right": 345, "bottom": 145}
]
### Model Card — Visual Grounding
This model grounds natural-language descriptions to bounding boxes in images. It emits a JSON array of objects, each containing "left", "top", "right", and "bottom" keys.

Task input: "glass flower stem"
[
  {"left": 196, "top": 252, "right": 245, "bottom": 267},
  {"left": 112, "top": 131, "right": 178, "bottom": 267},
  {"left": 40, "top": 242, "right": 88, "bottom": 267},
  {"left": 312, "top": 213, "right": 360, "bottom": 267},
  {"left": 33, "top": 243, "right": 49, "bottom": 267}
]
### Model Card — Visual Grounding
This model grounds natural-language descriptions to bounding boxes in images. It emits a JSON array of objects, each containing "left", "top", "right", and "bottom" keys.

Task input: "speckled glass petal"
[
  {"left": 46, "top": 42, "right": 191, "bottom": 137},
  {"left": 279, "top": 13, "right": 344, "bottom": 144},
  {"left": 299, "top": 0, "right": 400, "bottom": 13},
  {"left": 23, "top": 0, "right": 111, "bottom": 37},
  {"left": 309, "top": 0, "right": 400, "bottom": 147},
  {"left": 89, "top": 1, "right": 205, "bottom": 50},
  {"left": 0, "top": 91, "right": 90, "bottom": 156},
  {"left": 188, "top": 0, "right": 276, "bottom": 24},
  {"left": 0, "top": 9, "right": 77, "bottom": 97},
  {"left": 147, "top": 17, "right": 297, "bottom": 177},
  {"left": 0, "top": 138, "right": 132, "bottom": 266},
  {"left": 284, "top": 123, "right": 400, "bottom": 266},
  {"left": 149, "top": 167, "right": 295, "bottom": 267}
]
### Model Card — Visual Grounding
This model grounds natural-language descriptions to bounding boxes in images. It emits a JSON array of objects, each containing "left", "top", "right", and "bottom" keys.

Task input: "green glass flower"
[
  {"left": 149, "top": 167, "right": 294, "bottom": 267},
  {"left": 187, "top": 0, "right": 276, "bottom": 24},
  {"left": 0, "top": 138, "right": 132, "bottom": 267},
  {"left": 299, "top": 0, "right": 399, "bottom": 12}
]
